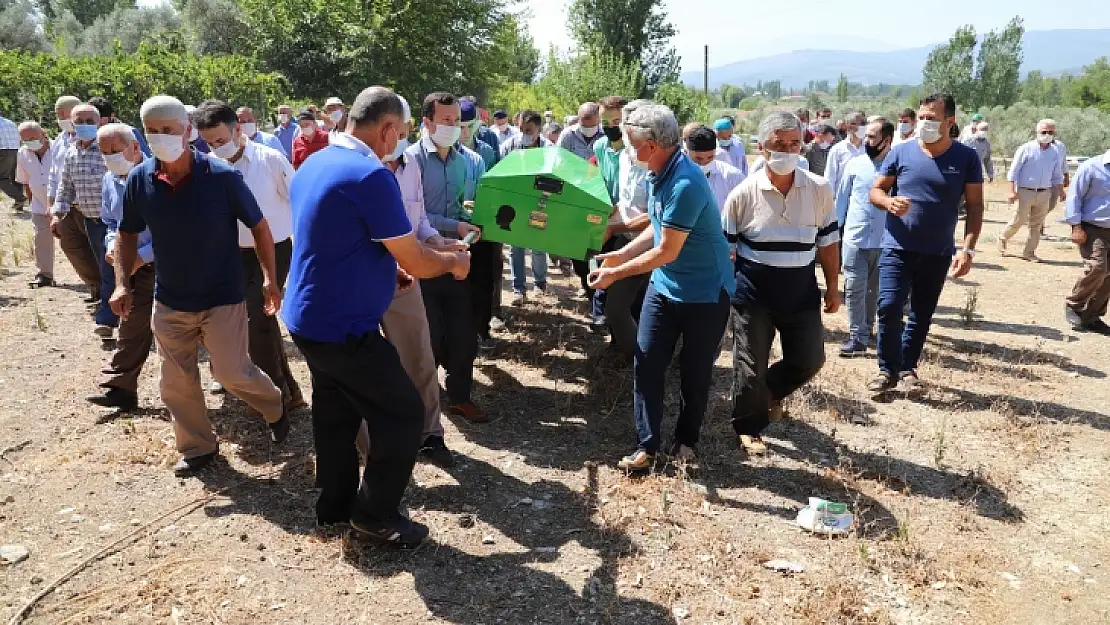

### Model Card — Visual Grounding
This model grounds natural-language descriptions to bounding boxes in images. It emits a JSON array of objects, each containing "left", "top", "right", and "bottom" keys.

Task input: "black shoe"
[
  {"left": 1066, "top": 307, "right": 1085, "bottom": 330},
  {"left": 838, "top": 340, "right": 867, "bottom": 358},
  {"left": 172, "top": 452, "right": 217, "bottom": 476},
  {"left": 269, "top": 408, "right": 291, "bottom": 444},
  {"left": 1082, "top": 318, "right": 1110, "bottom": 335},
  {"left": 86, "top": 387, "right": 138, "bottom": 411},
  {"left": 28, "top": 274, "right": 55, "bottom": 288},
  {"left": 419, "top": 435, "right": 455, "bottom": 468},
  {"left": 83, "top": 292, "right": 99, "bottom": 304},
  {"left": 349, "top": 516, "right": 429, "bottom": 549}
]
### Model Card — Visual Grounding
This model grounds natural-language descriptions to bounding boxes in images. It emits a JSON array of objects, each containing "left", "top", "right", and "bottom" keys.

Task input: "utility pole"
[{"left": 703, "top": 45, "right": 709, "bottom": 96}]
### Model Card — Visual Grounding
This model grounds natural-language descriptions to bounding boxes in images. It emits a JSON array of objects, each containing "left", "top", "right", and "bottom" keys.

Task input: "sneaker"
[
  {"left": 27, "top": 274, "right": 55, "bottom": 288},
  {"left": 489, "top": 316, "right": 506, "bottom": 331},
  {"left": 616, "top": 450, "right": 654, "bottom": 472},
  {"left": 509, "top": 291, "right": 526, "bottom": 306},
  {"left": 447, "top": 400, "right": 489, "bottom": 423},
  {"left": 898, "top": 371, "right": 923, "bottom": 394},
  {"left": 94, "top": 324, "right": 115, "bottom": 339},
  {"left": 867, "top": 372, "right": 897, "bottom": 393},
  {"left": 1021, "top": 254, "right": 1042, "bottom": 263},
  {"left": 478, "top": 335, "right": 497, "bottom": 351},
  {"left": 419, "top": 435, "right": 455, "bottom": 468},
  {"left": 172, "top": 451, "right": 217, "bottom": 476},
  {"left": 739, "top": 434, "right": 767, "bottom": 456},
  {"left": 208, "top": 380, "right": 225, "bottom": 394},
  {"left": 838, "top": 340, "right": 867, "bottom": 358},
  {"left": 349, "top": 516, "right": 429, "bottom": 549},
  {"left": 996, "top": 237, "right": 1007, "bottom": 256},
  {"left": 768, "top": 399, "right": 787, "bottom": 422}
]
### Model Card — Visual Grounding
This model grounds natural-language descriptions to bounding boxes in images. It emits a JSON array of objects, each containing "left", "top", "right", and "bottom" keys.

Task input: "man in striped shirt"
[{"left": 722, "top": 111, "right": 840, "bottom": 456}]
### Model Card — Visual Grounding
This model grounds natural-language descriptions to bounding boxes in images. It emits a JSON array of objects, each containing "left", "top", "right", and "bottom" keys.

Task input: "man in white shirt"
[
  {"left": 491, "top": 109, "right": 517, "bottom": 143},
  {"left": 195, "top": 99, "right": 304, "bottom": 412},
  {"left": 15, "top": 121, "right": 54, "bottom": 287},
  {"left": 999, "top": 119, "right": 1067, "bottom": 261},
  {"left": 891, "top": 108, "right": 917, "bottom": 146},
  {"left": 686, "top": 124, "right": 745, "bottom": 214},
  {"left": 236, "top": 106, "right": 288, "bottom": 159},
  {"left": 825, "top": 110, "right": 866, "bottom": 199},
  {"left": 713, "top": 117, "right": 748, "bottom": 176}
]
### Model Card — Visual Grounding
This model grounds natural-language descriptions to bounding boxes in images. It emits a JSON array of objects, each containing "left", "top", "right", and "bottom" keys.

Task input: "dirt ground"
[{"left": 1, "top": 180, "right": 1108, "bottom": 625}]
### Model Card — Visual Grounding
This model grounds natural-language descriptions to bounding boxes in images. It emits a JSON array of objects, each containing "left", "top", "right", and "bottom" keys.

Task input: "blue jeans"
[
  {"left": 633, "top": 284, "right": 730, "bottom": 454},
  {"left": 85, "top": 217, "right": 119, "bottom": 327},
  {"left": 842, "top": 246, "right": 880, "bottom": 344},
  {"left": 509, "top": 246, "right": 547, "bottom": 292},
  {"left": 876, "top": 248, "right": 951, "bottom": 376}
]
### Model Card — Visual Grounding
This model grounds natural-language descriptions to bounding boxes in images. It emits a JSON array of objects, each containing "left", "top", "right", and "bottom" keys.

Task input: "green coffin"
[{"left": 472, "top": 147, "right": 614, "bottom": 261}]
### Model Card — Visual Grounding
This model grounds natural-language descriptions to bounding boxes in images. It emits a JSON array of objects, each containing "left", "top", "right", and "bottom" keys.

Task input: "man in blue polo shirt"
[
  {"left": 588, "top": 104, "right": 734, "bottom": 472},
  {"left": 868, "top": 93, "right": 984, "bottom": 392},
  {"left": 111, "top": 95, "right": 289, "bottom": 477},
  {"left": 284, "top": 86, "right": 471, "bottom": 547}
]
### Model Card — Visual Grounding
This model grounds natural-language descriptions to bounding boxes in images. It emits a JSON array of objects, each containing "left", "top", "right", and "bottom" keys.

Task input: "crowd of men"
[{"left": 0, "top": 83, "right": 1108, "bottom": 549}]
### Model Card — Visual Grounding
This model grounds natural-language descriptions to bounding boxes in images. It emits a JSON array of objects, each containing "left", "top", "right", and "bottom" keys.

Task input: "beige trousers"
[
  {"left": 153, "top": 301, "right": 283, "bottom": 459},
  {"left": 30, "top": 212, "right": 54, "bottom": 277},
  {"left": 1000, "top": 188, "right": 1051, "bottom": 258}
]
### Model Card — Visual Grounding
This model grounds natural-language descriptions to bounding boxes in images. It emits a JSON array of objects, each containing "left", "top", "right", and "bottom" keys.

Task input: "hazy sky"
[{"left": 526, "top": 0, "right": 1110, "bottom": 72}]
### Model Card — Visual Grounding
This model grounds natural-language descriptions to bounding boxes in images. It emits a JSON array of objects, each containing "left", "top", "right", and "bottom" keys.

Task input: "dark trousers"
[
  {"left": 102, "top": 264, "right": 155, "bottom": 392},
  {"left": 1066, "top": 223, "right": 1110, "bottom": 322},
  {"left": 57, "top": 210, "right": 101, "bottom": 295},
  {"left": 84, "top": 217, "right": 118, "bottom": 327},
  {"left": 573, "top": 259, "right": 591, "bottom": 296},
  {"left": 468, "top": 240, "right": 502, "bottom": 339},
  {"left": 731, "top": 305, "right": 825, "bottom": 436},
  {"left": 0, "top": 149, "right": 25, "bottom": 205},
  {"left": 241, "top": 239, "right": 302, "bottom": 405},
  {"left": 876, "top": 248, "right": 951, "bottom": 376},
  {"left": 291, "top": 331, "right": 424, "bottom": 525},
  {"left": 633, "top": 284, "right": 730, "bottom": 453},
  {"left": 421, "top": 274, "right": 476, "bottom": 403}
]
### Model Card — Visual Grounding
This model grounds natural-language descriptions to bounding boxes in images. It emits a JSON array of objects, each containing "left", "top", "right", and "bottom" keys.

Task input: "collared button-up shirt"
[
  {"left": 704, "top": 159, "right": 745, "bottom": 217},
  {"left": 498, "top": 133, "right": 552, "bottom": 158},
  {"left": 273, "top": 122, "right": 297, "bottom": 161},
  {"left": 1008, "top": 140, "right": 1064, "bottom": 189},
  {"left": 230, "top": 140, "right": 295, "bottom": 247},
  {"left": 405, "top": 136, "right": 468, "bottom": 238},
  {"left": 714, "top": 141, "right": 748, "bottom": 177},
  {"left": 392, "top": 153, "right": 439, "bottom": 243},
  {"left": 594, "top": 136, "right": 621, "bottom": 204},
  {"left": 102, "top": 171, "right": 154, "bottom": 264},
  {"left": 15, "top": 145, "right": 50, "bottom": 214},
  {"left": 556, "top": 126, "right": 601, "bottom": 160},
  {"left": 1064, "top": 150, "right": 1110, "bottom": 228},
  {"left": 825, "top": 139, "right": 864, "bottom": 200},
  {"left": 250, "top": 130, "right": 288, "bottom": 160},
  {"left": 961, "top": 136, "right": 995, "bottom": 180},
  {"left": 46, "top": 131, "right": 75, "bottom": 199},
  {"left": 492, "top": 124, "right": 519, "bottom": 144},
  {"left": 836, "top": 154, "right": 886, "bottom": 251},
  {"left": 457, "top": 142, "right": 487, "bottom": 202},
  {"left": 613, "top": 149, "right": 650, "bottom": 226},
  {"left": 0, "top": 116, "right": 19, "bottom": 149},
  {"left": 54, "top": 140, "right": 107, "bottom": 218},
  {"left": 464, "top": 138, "right": 497, "bottom": 173}
]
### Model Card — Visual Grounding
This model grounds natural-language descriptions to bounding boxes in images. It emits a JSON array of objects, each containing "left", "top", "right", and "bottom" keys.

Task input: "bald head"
[{"left": 348, "top": 86, "right": 405, "bottom": 128}]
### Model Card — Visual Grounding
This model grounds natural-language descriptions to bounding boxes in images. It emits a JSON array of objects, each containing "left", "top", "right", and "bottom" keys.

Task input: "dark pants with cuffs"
[
  {"left": 241, "top": 238, "right": 303, "bottom": 406},
  {"left": 292, "top": 331, "right": 423, "bottom": 525},
  {"left": 421, "top": 274, "right": 477, "bottom": 404},
  {"left": 101, "top": 264, "right": 156, "bottom": 393}
]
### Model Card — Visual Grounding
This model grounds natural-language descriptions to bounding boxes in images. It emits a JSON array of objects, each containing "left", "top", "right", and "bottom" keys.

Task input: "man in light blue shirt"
[
  {"left": 836, "top": 119, "right": 894, "bottom": 356},
  {"left": 999, "top": 119, "right": 1066, "bottom": 261},
  {"left": 1063, "top": 149, "right": 1110, "bottom": 333},
  {"left": 713, "top": 117, "right": 748, "bottom": 176},
  {"left": 273, "top": 104, "right": 297, "bottom": 161}
]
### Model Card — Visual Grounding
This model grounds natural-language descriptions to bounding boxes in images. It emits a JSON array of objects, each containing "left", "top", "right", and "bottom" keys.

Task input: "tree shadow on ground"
[
  {"left": 908, "top": 382, "right": 1109, "bottom": 431},
  {"left": 925, "top": 333, "right": 1105, "bottom": 379},
  {"left": 931, "top": 316, "right": 1067, "bottom": 341}
]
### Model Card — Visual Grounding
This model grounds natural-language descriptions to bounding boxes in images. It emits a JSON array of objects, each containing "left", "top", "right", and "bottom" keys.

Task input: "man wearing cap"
[
  {"left": 236, "top": 107, "right": 288, "bottom": 159},
  {"left": 292, "top": 108, "right": 330, "bottom": 169},
  {"left": 274, "top": 104, "right": 297, "bottom": 162},
  {"left": 324, "top": 97, "right": 347, "bottom": 135},
  {"left": 713, "top": 118, "right": 748, "bottom": 177},
  {"left": 557, "top": 102, "right": 602, "bottom": 161},
  {"left": 491, "top": 109, "right": 517, "bottom": 143},
  {"left": 685, "top": 125, "right": 745, "bottom": 213},
  {"left": 960, "top": 113, "right": 983, "bottom": 142},
  {"left": 460, "top": 95, "right": 500, "bottom": 160}
]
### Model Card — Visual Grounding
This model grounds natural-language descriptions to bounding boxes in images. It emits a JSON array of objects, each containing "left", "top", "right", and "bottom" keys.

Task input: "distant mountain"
[{"left": 682, "top": 29, "right": 1110, "bottom": 89}]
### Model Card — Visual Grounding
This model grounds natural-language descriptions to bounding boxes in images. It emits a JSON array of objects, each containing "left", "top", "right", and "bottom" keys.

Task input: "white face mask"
[
  {"left": 765, "top": 152, "right": 799, "bottom": 175},
  {"left": 23, "top": 139, "right": 43, "bottom": 151},
  {"left": 240, "top": 123, "right": 257, "bottom": 138},
  {"left": 579, "top": 125, "right": 599, "bottom": 138},
  {"left": 898, "top": 122, "right": 912, "bottom": 135},
  {"left": 212, "top": 135, "right": 241, "bottom": 160},
  {"left": 329, "top": 110, "right": 344, "bottom": 123},
  {"left": 977, "top": 131, "right": 989, "bottom": 139},
  {"left": 383, "top": 137, "right": 409, "bottom": 162},
  {"left": 103, "top": 152, "right": 134, "bottom": 176},
  {"left": 817, "top": 141, "right": 832, "bottom": 150},
  {"left": 917, "top": 120, "right": 943, "bottom": 144},
  {"left": 699, "top": 162, "right": 713, "bottom": 174},
  {"left": 279, "top": 113, "right": 291, "bottom": 124},
  {"left": 1038, "top": 132, "right": 1054, "bottom": 145},
  {"left": 148, "top": 133, "right": 186, "bottom": 162},
  {"left": 58, "top": 119, "right": 75, "bottom": 133},
  {"left": 430, "top": 123, "right": 461, "bottom": 148},
  {"left": 854, "top": 126, "right": 867, "bottom": 140}
]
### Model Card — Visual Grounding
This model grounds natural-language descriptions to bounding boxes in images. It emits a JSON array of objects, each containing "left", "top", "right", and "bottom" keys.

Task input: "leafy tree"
[
  {"left": 654, "top": 81, "right": 707, "bottom": 126},
  {"left": 1066, "top": 57, "right": 1110, "bottom": 112},
  {"left": 52, "top": 5, "right": 180, "bottom": 55},
  {"left": 486, "top": 14, "right": 540, "bottom": 85},
  {"left": 566, "top": 0, "right": 678, "bottom": 93},
  {"left": 763, "top": 80, "right": 782, "bottom": 100},
  {"left": 974, "top": 16, "right": 1023, "bottom": 110},
  {"left": 45, "top": 0, "right": 135, "bottom": 26},
  {"left": 0, "top": 0, "right": 47, "bottom": 51},
  {"left": 737, "top": 96, "right": 760, "bottom": 111},
  {"left": 922, "top": 25, "right": 976, "bottom": 108},
  {"left": 181, "top": 0, "right": 249, "bottom": 55},
  {"left": 536, "top": 47, "right": 645, "bottom": 113},
  {"left": 805, "top": 91, "right": 823, "bottom": 111},
  {"left": 836, "top": 73, "right": 848, "bottom": 103}
]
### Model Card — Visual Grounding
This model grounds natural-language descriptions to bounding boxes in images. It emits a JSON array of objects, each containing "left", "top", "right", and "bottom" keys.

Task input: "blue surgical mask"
[
  {"left": 75, "top": 123, "right": 98, "bottom": 142},
  {"left": 718, "top": 138, "right": 732, "bottom": 147}
]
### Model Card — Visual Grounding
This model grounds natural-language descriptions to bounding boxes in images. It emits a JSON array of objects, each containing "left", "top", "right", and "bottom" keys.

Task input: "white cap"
[
  {"left": 184, "top": 104, "right": 196, "bottom": 114},
  {"left": 325, "top": 97, "right": 344, "bottom": 107}
]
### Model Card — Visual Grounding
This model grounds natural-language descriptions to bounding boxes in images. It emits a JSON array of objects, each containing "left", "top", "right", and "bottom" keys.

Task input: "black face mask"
[
  {"left": 603, "top": 125, "right": 623, "bottom": 142},
  {"left": 865, "top": 139, "right": 889, "bottom": 160}
]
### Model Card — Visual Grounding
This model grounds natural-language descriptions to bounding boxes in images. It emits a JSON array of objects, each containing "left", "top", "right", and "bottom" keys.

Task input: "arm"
[
  {"left": 869, "top": 174, "right": 900, "bottom": 212},
  {"left": 835, "top": 172, "right": 854, "bottom": 227},
  {"left": 249, "top": 219, "right": 282, "bottom": 314},
  {"left": 1051, "top": 151, "right": 1066, "bottom": 199},
  {"left": 382, "top": 232, "right": 468, "bottom": 279},
  {"left": 1007, "top": 147, "right": 1023, "bottom": 199},
  {"left": 950, "top": 181, "right": 984, "bottom": 279},
  {"left": 816, "top": 182, "right": 840, "bottom": 312},
  {"left": 602, "top": 227, "right": 688, "bottom": 284},
  {"left": 110, "top": 231, "right": 140, "bottom": 319},
  {"left": 603, "top": 226, "right": 655, "bottom": 264},
  {"left": 609, "top": 213, "right": 651, "bottom": 234},
  {"left": 52, "top": 153, "right": 75, "bottom": 216}
]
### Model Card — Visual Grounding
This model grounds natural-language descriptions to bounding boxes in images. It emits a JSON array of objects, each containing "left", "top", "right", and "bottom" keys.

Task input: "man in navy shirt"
[
  {"left": 868, "top": 93, "right": 984, "bottom": 392},
  {"left": 283, "top": 86, "right": 471, "bottom": 547},
  {"left": 111, "top": 95, "right": 289, "bottom": 477}
]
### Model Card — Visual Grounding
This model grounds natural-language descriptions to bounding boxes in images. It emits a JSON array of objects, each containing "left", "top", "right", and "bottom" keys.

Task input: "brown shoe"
[{"left": 447, "top": 401, "right": 489, "bottom": 423}]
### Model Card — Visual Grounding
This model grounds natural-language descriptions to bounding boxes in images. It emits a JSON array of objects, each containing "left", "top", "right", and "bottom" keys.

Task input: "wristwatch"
[{"left": 962, "top": 248, "right": 976, "bottom": 258}]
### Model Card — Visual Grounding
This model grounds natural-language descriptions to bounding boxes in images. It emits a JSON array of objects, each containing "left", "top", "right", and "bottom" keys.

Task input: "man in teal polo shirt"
[{"left": 588, "top": 104, "right": 735, "bottom": 472}]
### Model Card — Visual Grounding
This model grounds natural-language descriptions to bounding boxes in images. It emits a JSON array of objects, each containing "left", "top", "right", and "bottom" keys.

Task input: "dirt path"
[{"left": 0, "top": 182, "right": 1107, "bottom": 624}]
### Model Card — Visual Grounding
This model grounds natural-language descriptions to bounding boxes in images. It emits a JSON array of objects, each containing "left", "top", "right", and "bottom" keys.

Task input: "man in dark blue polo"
[
  {"left": 110, "top": 95, "right": 289, "bottom": 477},
  {"left": 284, "top": 86, "right": 472, "bottom": 547}
]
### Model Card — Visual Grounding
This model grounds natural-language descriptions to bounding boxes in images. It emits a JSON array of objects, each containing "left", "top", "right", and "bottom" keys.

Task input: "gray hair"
[
  {"left": 140, "top": 95, "right": 189, "bottom": 125},
  {"left": 18, "top": 120, "right": 42, "bottom": 134},
  {"left": 578, "top": 102, "right": 599, "bottom": 118},
  {"left": 564, "top": 115, "right": 579, "bottom": 127},
  {"left": 758, "top": 111, "right": 803, "bottom": 144},
  {"left": 348, "top": 86, "right": 405, "bottom": 128},
  {"left": 96, "top": 122, "right": 136, "bottom": 145},
  {"left": 866, "top": 115, "right": 887, "bottom": 124},
  {"left": 55, "top": 95, "right": 81, "bottom": 112},
  {"left": 847, "top": 110, "right": 866, "bottom": 124},
  {"left": 624, "top": 104, "right": 680, "bottom": 148},
  {"left": 1037, "top": 118, "right": 1056, "bottom": 129},
  {"left": 71, "top": 103, "right": 100, "bottom": 122},
  {"left": 542, "top": 122, "right": 562, "bottom": 136},
  {"left": 623, "top": 99, "right": 651, "bottom": 120}
]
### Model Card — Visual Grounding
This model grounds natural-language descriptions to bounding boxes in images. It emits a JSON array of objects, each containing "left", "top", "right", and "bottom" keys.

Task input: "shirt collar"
[
  {"left": 754, "top": 166, "right": 807, "bottom": 191},
  {"left": 330, "top": 132, "right": 372, "bottom": 156},
  {"left": 421, "top": 135, "right": 457, "bottom": 158},
  {"left": 238, "top": 139, "right": 258, "bottom": 163},
  {"left": 650, "top": 147, "right": 684, "bottom": 186}
]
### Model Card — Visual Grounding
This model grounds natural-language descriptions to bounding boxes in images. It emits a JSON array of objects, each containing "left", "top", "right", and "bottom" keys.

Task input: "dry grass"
[{"left": 1, "top": 182, "right": 1109, "bottom": 625}]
